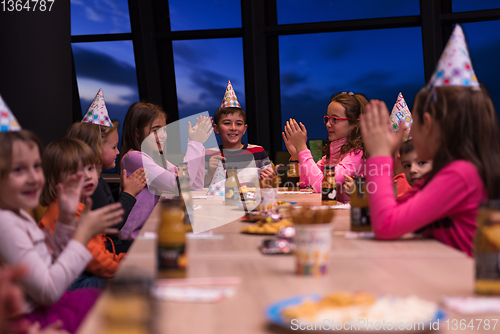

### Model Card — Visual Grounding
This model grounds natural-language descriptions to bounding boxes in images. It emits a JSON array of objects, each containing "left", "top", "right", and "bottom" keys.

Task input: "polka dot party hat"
[
  {"left": 427, "top": 24, "right": 479, "bottom": 89},
  {"left": 390, "top": 92, "right": 412, "bottom": 132},
  {"left": 0, "top": 95, "right": 21, "bottom": 132},
  {"left": 220, "top": 80, "right": 241, "bottom": 108},
  {"left": 82, "top": 89, "right": 112, "bottom": 127}
]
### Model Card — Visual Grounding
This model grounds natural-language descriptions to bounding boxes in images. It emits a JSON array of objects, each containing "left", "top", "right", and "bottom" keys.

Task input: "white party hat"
[
  {"left": 82, "top": 89, "right": 112, "bottom": 127},
  {"left": 427, "top": 24, "right": 479, "bottom": 88},
  {"left": 206, "top": 160, "right": 226, "bottom": 196},
  {"left": 390, "top": 93, "right": 412, "bottom": 132}
]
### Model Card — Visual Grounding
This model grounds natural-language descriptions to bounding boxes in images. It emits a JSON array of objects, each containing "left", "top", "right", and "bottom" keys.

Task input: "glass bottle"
[
  {"left": 177, "top": 162, "right": 193, "bottom": 229},
  {"left": 157, "top": 198, "right": 187, "bottom": 278},
  {"left": 321, "top": 165, "right": 337, "bottom": 205},
  {"left": 287, "top": 160, "right": 300, "bottom": 191},
  {"left": 225, "top": 167, "right": 240, "bottom": 205},
  {"left": 350, "top": 176, "right": 371, "bottom": 232},
  {"left": 475, "top": 200, "right": 500, "bottom": 295}
]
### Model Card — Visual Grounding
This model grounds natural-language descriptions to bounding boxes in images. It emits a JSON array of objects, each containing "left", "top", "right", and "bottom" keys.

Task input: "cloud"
[
  {"left": 173, "top": 42, "right": 210, "bottom": 65},
  {"left": 321, "top": 36, "right": 354, "bottom": 59},
  {"left": 281, "top": 71, "right": 308, "bottom": 88},
  {"left": 72, "top": 46, "right": 138, "bottom": 88},
  {"left": 84, "top": 7, "right": 102, "bottom": 22}
]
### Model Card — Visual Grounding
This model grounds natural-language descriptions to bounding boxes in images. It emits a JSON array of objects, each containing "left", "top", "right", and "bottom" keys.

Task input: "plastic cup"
[
  {"left": 294, "top": 223, "right": 333, "bottom": 277},
  {"left": 259, "top": 188, "right": 278, "bottom": 212}
]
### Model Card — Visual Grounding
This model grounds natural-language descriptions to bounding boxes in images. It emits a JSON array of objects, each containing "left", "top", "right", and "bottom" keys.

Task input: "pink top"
[
  {"left": 298, "top": 138, "right": 365, "bottom": 203},
  {"left": 366, "top": 156, "right": 487, "bottom": 257},
  {"left": 0, "top": 208, "right": 92, "bottom": 313}
]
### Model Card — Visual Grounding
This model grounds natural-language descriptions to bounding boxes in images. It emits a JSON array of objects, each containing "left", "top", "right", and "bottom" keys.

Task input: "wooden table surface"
[{"left": 78, "top": 191, "right": 498, "bottom": 334}]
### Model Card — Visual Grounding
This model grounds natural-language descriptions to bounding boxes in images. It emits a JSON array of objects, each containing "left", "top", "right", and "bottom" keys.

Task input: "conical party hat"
[
  {"left": 0, "top": 95, "right": 21, "bottom": 132},
  {"left": 427, "top": 24, "right": 479, "bottom": 88},
  {"left": 206, "top": 160, "right": 226, "bottom": 196},
  {"left": 82, "top": 89, "right": 112, "bottom": 127},
  {"left": 220, "top": 80, "right": 241, "bottom": 108},
  {"left": 390, "top": 93, "right": 412, "bottom": 132}
]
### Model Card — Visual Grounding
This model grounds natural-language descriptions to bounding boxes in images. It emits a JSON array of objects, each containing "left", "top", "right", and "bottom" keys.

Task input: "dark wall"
[{"left": 0, "top": 2, "right": 72, "bottom": 146}]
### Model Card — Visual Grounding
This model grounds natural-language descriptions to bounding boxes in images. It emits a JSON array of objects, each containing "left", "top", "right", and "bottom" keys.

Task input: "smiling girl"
[{"left": 283, "top": 92, "right": 367, "bottom": 203}]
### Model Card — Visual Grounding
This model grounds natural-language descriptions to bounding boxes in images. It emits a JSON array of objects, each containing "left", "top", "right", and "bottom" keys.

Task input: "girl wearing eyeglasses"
[{"left": 283, "top": 92, "right": 367, "bottom": 203}]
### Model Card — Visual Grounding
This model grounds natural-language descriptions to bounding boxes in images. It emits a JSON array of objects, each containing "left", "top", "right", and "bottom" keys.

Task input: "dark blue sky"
[{"left": 71, "top": 0, "right": 500, "bottom": 153}]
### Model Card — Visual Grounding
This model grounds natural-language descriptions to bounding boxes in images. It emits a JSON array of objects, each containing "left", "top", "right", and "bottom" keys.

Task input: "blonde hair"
[
  {"left": 40, "top": 138, "right": 99, "bottom": 206},
  {"left": 101, "top": 120, "right": 119, "bottom": 141}
]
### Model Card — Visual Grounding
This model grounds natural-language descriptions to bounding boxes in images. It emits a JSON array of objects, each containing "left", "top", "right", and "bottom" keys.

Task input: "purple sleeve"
[{"left": 366, "top": 156, "right": 481, "bottom": 239}]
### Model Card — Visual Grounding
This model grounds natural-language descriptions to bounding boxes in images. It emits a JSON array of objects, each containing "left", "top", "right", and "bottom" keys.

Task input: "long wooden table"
[{"left": 78, "top": 191, "right": 498, "bottom": 334}]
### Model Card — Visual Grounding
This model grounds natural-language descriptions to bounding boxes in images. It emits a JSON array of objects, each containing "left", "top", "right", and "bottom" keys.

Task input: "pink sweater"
[
  {"left": 366, "top": 156, "right": 487, "bottom": 256},
  {"left": 0, "top": 209, "right": 92, "bottom": 313},
  {"left": 298, "top": 138, "right": 365, "bottom": 203}
]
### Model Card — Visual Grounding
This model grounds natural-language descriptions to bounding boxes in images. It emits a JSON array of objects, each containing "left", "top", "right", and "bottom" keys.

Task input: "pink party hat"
[
  {"left": 427, "top": 24, "right": 479, "bottom": 88},
  {"left": 206, "top": 160, "right": 226, "bottom": 196},
  {"left": 0, "top": 95, "right": 21, "bottom": 132},
  {"left": 390, "top": 93, "right": 412, "bottom": 132},
  {"left": 220, "top": 80, "right": 241, "bottom": 108},
  {"left": 82, "top": 89, "right": 112, "bottom": 127}
]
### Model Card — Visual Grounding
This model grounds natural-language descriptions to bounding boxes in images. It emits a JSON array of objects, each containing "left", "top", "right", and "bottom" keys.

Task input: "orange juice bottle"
[
  {"left": 350, "top": 177, "right": 371, "bottom": 232},
  {"left": 321, "top": 165, "right": 337, "bottom": 205},
  {"left": 157, "top": 198, "right": 187, "bottom": 278}
]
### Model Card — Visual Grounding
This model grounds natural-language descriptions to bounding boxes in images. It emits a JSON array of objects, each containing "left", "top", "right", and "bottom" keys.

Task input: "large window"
[
  {"left": 173, "top": 38, "right": 247, "bottom": 144},
  {"left": 71, "top": 0, "right": 138, "bottom": 172},
  {"left": 279, "top": 27, "right": 424, "bottom": 149}
]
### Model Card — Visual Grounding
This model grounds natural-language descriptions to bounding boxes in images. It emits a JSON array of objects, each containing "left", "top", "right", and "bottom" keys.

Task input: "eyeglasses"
[{"left": 323, "top": 115, "right": 349, "bottom": 125}]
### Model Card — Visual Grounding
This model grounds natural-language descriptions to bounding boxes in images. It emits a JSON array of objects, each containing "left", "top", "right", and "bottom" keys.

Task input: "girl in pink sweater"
[
  {"left": 360, "top": 25, "right": 500, "bottom": 257},
  {"left": 283, "top": 92, "right": 367, "bottom": 203}
]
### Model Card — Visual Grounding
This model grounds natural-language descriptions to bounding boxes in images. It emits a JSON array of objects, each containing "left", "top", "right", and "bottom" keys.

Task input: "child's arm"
[
  {"left": 84, "top": 234, "right": 126, "bottom": 278},
  {"left": 367, "top": 157, "right": 483, "bottom": 240},
  {"left": 297, "top": 150, "right": 325, "bottom": 192},
  {"left": 0, "top": 218, "right": 92, "bottom": 305}
]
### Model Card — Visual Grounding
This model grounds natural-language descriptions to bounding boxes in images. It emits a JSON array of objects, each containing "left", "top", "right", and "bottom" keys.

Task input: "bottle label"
[
  {"left": 158, "top": 244, "right": 187, "bottom": 271},
  {"left": 225, "top": 187, "right": 240, "bottom": 203},
  {"left": 351, "top": 207, "right": 371, "bottom": 226},
  {"left": 322, "top": 187, "right": 337, "bottom": 203}
]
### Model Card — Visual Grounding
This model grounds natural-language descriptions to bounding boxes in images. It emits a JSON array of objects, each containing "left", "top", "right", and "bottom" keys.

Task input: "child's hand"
[
  {"left": 360, "top": 100, "right": 406, "bottom": 157},
  {"left": 188, "top": 116, "right": 213, "bottom": 144},
  {"left": 343, "top": 174, "right": 355, "bottom": 196},
  {"left": 122, "top": 168, "right": 147, "bottom": 197},
  {"left": 57, "top": 171, "right": 84, "bottom": 226},
  {"left": 260, "top": 166, "right": 276, "bottom": 179},
  {"left": 73, "top": 198, "right": 124, "bottom": 246},
  {"left": 27, "top": 321, "right": 69, "bottom": 334},
  {"left": 284, "top": 119, "right": 308, "bottom": 153},
  {"left": 282, "top": 131, "right": 298, "bottom": 160},
  {"left": 208, "top": 154, "right": 225, "bottom": 173},
  {"left": 0, "top": 264, "right": 28, "bottom": 333}
]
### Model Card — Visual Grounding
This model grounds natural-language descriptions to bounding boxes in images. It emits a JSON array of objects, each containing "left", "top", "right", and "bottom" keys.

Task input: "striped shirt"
[{"left": 205, "top": 143, "right": 271, "bottom": 185}]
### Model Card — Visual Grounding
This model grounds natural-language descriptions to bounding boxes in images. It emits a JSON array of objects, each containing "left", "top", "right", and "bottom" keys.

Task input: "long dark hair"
[
  {"left": 118, "top": 102, "right": 166, "bottom": 169},
  {"left": 323, "top": 92, "right": 368, "bottom": 160},
  {"left": 413, "top": 85, "right": 500, "bottom": 199}
]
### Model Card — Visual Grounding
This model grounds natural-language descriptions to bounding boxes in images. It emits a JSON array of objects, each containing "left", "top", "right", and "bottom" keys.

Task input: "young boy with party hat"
[{"left": 205, "top": 80, "right": 272, "bottom": 187}]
